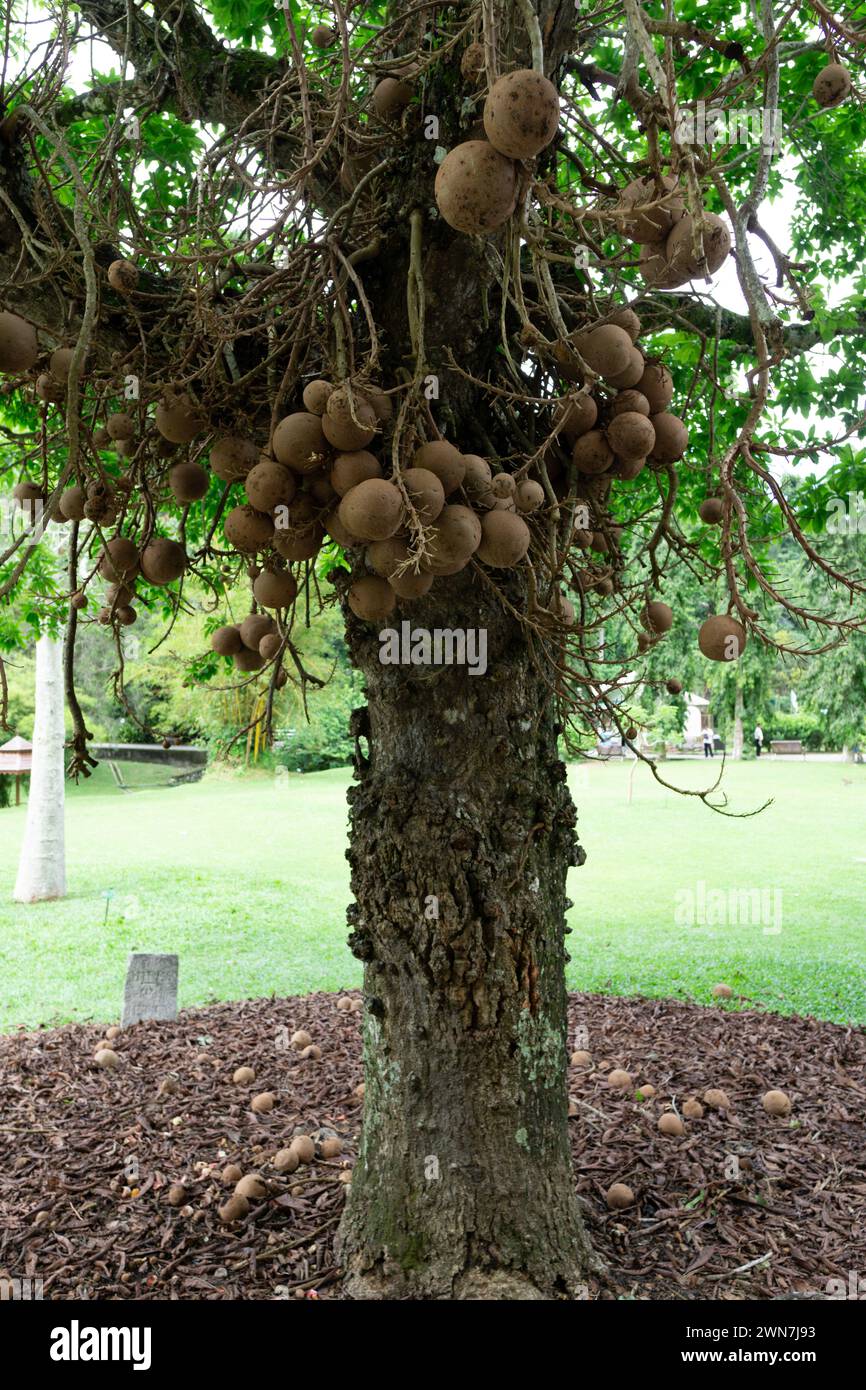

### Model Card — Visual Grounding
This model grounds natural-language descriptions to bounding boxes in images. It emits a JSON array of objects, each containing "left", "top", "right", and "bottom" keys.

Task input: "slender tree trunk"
[
  {"left": 13, "top": 635, "right": 66, "bottom": 902},
  {"left": 732, "top": 680, "right": 744, "bottom": 760},
  {"left": 336, "top": 570, "right": 593, "bottom": 1299}
]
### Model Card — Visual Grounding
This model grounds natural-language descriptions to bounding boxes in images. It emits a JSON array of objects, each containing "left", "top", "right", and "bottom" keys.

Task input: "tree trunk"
[
  {"left": 13, "top": 635, "right": 66, "bottom": 903},
  {"left": 732, "top": 680, "right": 744, "bottom": 760},
  {"left": 336, "top": 569, "right": 593, "bottom": 1299}
]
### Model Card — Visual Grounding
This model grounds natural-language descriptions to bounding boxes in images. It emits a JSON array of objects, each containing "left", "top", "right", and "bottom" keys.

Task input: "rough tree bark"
[
  {"left": 13, "top": 634, "right": 66, "bottom": 903},
  {"left": 336, "top": 568, "right": 592, "bottom": 1299}
]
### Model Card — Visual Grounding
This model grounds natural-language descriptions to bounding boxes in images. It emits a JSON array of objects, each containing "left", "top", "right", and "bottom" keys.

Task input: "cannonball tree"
[{"left": 0, "top": 0, "right": 864, "bottom": 1298}]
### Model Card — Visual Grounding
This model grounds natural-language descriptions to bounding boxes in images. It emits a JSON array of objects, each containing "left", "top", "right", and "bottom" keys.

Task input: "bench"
[
  {"left": 769, "top": 739, "right": 805, "bottom": 757},
  {"left": 595, "top": 742, "right": 624, "bottom": 759}
]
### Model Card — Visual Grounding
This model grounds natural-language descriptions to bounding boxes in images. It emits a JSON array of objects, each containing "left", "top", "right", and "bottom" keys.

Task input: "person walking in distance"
[
  {"left": 703, "top": 725, "right": 714, "bottom": 758},
  {"left": 754, "top": 723, "right": 764, "bottom": 757}
]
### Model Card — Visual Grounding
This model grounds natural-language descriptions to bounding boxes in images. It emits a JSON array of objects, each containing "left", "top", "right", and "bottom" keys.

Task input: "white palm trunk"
[{"left": 13, "top": 634, "right": 66, "bottom": 902}]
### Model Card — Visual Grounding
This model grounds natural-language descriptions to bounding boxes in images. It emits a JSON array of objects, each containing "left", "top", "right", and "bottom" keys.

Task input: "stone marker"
[{"left": 121, "top": 952, "right": 178, "bottom": 1028}]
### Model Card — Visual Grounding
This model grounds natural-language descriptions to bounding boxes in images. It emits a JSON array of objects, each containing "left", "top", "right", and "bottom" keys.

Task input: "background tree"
[{"left": 0, "top": 0, "right": 865, "bottom": 1297}]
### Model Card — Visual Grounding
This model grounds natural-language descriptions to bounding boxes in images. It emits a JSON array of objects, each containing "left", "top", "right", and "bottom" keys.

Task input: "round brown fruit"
[
  {"left": 426, "top": 504, "right": 483, "bottom": 572},
  {"left": 665, "top": 213, "right": 731, "bottom": 282},
  {"left": 570, "top": 1050, "right": 592, "bottom": 1067},
  {"left": 390, "top": 567, "right": 434, "bottom": 600},
  {"left": 703, "top": 1088, "right": 731, "bottom": 1110},
  {"left": 813, "top": 62, "right": 852, "bottom": 109},
  {"left": 212, "top": 625, "right": 243, "bottom": 657},
  {"left": 167, "top": 1183, "right": 187, "bottom": 1206},
  {"left": 272, "top": 412, "right": 327, "bottom": 473},
  {"left": 372, "top": 77, "right": 413, "bottom": 122},
  {"left": 412, "top": 440, "right": 466, "bottom": 495},
  {"left": 218, "top": 1194, "right": 250, "bottom": 1223},
  {"left": 607, "top": 1069, "right": 632, "bottom": 1089},
  {"left": 649, "top": 412, "right": 688, "bottom": 463},
  {"left": 461, "top": 453, "right": 493, "bottom": 499},
  {"left": 71, "top": 591, "right": 87, "bottom": 611},
  {"left": 434, "top": 140, "right": 518, "bottom": 235},
  {"left": 699, "top": 497, "right": 724, "bottom": 524},
  {"left": 604, "top": 346, "right": 646, "bottom": 390},
  {"left": 140, "top": 537, "right": 186, "bottom": 586},
  {"left": 482, "top": 69, "right": 560, "bottom": 159},
  {"left": 289, "top": 1135, "right": 315, "bottom": 1164},
  {"left": 310, "top": 24, "right": 335, "bottom": 49},
  {"left": 36, "top": 372, "right": 64, "bottom": 403},
  {"left": 235, "top": 648, "right": 266, "bottom": 672},
  {"left": 555, "top": 394, "right": 598, "bottom": 441},
  {"left": 99, "top": 537, "right": 139, "bottom": 582},
  {"left": 461, "top": 41, "right": 485, "bottom": 82},
  {"left": 607, "top": 307, "right": 642, "bottom": 341},
  {"left": 239, "top": 614, "right": 275, "bottom": 650},
  {"left": 366, "top": 534, "right": 410, "bottom": 580},
  {"left": 658, "top": 1113, "right": 684, "bottom": 1136},
  {"left": 291, "top": 1029, "right": 312, "bottom": 1049},
  {"left": 348, "top": 576, "right": 397, "bottom": 622},
  {"left": 49, "top": 347, "right": 75, "bottom": 380},
  {"left": 95, "top": 1048, "right": 119, "bottom": 1069},
  {"left": 210, "top": 435, "right": 258, "bottom": 482},
  {"left": 107, "top": 259, "right": 139, "bottom": 293},
  {"left": 712, "top": 983, "right": 733, "bottom": 999},
  {"left": 762, "top": 1089, "right": 791, "bottom": 1117},
  {"left": 116, "top": 603, "right": 138, "bottom": 625},
  {"left": 364, "top": 385, "right": 393, "bottom": 425},
  {"left": 619, "top": 173, "right": 684, "bottom": 243},
  {"left": 259, "top": 632, "right": 282, "bottom": 661},
  {"left": 610, "top": 391, "right": 649, "bottom": 419},
  {"left": 224, "top": 504, "right": 275, "bottom": 553},
  {"left": 275, "top": 525, "right": 323, "bottom": 562},
  {"left": 572, "top": 430, "right": 614, "bottom": 476},
  {"left": 323, "top": 387, "right": 378, "bottom": 452},
  {"left": 253, "top": 569, "right": 298, "bottom": 608},
  {"left": 235, "top": 1173, "right": 268, "bottom": 1200},
  {"left": 222, "top": 1163, "right": 243, "bottom": 1184},
  {"left": 300, "top": 1044, "right": 322, "bottom": 1060},
  {"left": 106, "top": 411, "right": 135, "bottom": 442},
  {"left": 302, "top": 379, "right": 333, "bottom": 415},
  {"left": 251, "top": 1091, "right": 275, "bottom": 1114},
  {"left": 324, "top": 506, "right": 360, "bottom": 549},
  {"left": 245, "top": 460, "right": 296, "bottom": 512},
  {"left": 606, "top": 411, "right": 655, "bottom": 463},
  {"left": 0, "top": 311, "right": 39, "bottom": 372},
  {"left": 155, "top": 394, "right": 206, "bottom": 444},
  {"left": 401, "top": 467, "right": 445, "bottom": 524},
  {"left": 698, "top": 615, "right": 747, "bottom": 662},
  {"left": 666, "top": 679, "right": 683, "bottom": 695},
  {"left": 273, "top": 1147, "right": 299, "bottom": 1174},
  {"left": 330, "top": 450, "right": 382, "bottom": 497},
  {"left": 59, "top": 486, "right": 86, "bottom": 520},
  {"left": 638, "top": 240, "right": 678, "bottom": 289},
  {"left": 575, "top": 324, "right": 633, "bottom": 381},
  {"left": 636, "top": 361, "right": 674, "bottom": 413},
  {"left": 642, "top": 600, "right": 673, "bottom": 634},
  {"left": 515, "top": 479, "right": 545, "bottom": 514},
  {"left": 606, "top": 1183, "right": 634, "bottom": 1210},
  {"left": 682, "top": 1099, "right": 704, "bottom": 1120},
  {"left": 169, "top": 461, "right": 208, "bottom": 503},
  {"left": 339, "top": 478, "right": 402, "bottom": 542}
]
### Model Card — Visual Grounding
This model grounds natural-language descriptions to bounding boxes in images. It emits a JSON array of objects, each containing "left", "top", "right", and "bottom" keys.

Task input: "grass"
[{"left": 0, "top": 758, "right": 864, "bottom": 1031}]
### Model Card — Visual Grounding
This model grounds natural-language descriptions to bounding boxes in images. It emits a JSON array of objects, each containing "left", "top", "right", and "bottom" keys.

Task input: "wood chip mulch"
[{"left": 0, "top": 991, "right": 863, "bottom": 1301}]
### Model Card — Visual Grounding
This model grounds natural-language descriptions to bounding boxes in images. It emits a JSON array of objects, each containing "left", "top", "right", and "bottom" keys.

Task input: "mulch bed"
[{"left": 1, "top": 991, "right": 864, "bottom": 1301}]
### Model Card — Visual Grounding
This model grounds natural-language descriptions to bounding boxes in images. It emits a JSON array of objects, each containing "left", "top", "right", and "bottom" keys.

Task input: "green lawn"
[{"left": 0, "top": 759, "right": 864, "bottom": 1031}]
